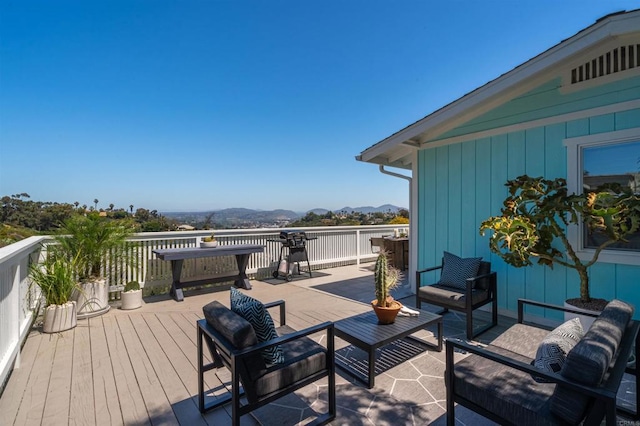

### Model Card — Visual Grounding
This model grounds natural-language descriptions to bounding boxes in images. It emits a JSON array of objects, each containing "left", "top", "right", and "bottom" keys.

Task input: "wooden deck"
[
  {"left": 1, "top": 264, "right": 636, "bottom": 425},
  {"left": 0, "top": 265, "right": 379, "bottom": 426}
]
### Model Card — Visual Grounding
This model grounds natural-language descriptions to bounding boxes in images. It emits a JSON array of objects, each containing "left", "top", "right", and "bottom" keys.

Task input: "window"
[{"left": 565, "top": 128, "right": 640, "bottom": 266}]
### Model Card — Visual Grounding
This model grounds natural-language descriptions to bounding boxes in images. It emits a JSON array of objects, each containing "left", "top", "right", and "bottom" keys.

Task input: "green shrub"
[{"left": 124, "top": 281, "right": 141, "bottom": 292}]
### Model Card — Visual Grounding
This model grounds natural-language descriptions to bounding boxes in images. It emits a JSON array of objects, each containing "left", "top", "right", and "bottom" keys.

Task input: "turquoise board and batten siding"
[{"left": 416, "top": 76, "right": 640, "bottom": 321}]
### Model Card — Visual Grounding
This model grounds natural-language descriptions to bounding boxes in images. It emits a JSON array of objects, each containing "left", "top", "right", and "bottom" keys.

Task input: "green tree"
[{"left": 480, "top": 175, "right": 640, "bottom": 306}]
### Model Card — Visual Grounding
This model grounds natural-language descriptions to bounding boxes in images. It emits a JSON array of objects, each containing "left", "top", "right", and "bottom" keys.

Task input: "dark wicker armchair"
[
  {"left": 416, "top": 255, "right": 497, "bottom": 340},
  {"left": 197, "top": 299, "right": 336, "bottom": 426}
]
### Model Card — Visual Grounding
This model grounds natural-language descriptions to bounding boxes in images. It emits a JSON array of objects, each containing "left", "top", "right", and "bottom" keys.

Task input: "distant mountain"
[
  {"left": 216, "top": 208, "right": 299, "bottom": 221},
  {"left": 307, "top": 204, "right": 405, "bottom": 215},
  {"left": 163, "top": 205, "right": 405, "bottom": 228}
]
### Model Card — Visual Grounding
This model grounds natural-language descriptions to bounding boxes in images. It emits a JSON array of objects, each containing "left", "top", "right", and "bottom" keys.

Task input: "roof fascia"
[{"left": 359, "top": 11, "right": 640, "bottom": 162}]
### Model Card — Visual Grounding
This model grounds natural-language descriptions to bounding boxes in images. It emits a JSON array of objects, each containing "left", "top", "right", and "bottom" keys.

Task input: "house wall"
[{"left": 416, "top": 76, "right": 640, "bottom": 321}]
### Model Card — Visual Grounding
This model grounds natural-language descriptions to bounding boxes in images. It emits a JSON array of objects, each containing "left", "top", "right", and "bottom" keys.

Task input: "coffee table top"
[{"left": 334, "top": 308, "right": 442, "bottom": 348}]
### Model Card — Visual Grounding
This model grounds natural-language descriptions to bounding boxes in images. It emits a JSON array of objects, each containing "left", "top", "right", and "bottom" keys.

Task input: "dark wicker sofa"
[{"left": 446, "top": 299, "right": 640, "bottom": 425}]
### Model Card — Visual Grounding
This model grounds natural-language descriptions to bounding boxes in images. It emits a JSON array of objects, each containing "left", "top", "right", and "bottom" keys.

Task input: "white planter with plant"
[
  {"left": 200, "top": 233, "right": 218, "bottom": 248},
  {"left": 120, "top": 281, "right": 142, "bottom": 310},
  {"left": 29, "top": 254, "right": 79, "bottom": 333},
  {"left": 480, "top": 175, "right": 640, "bottom": 324},
  {"left": 56, "top": 213, "right": 136, "bottom": 319}
]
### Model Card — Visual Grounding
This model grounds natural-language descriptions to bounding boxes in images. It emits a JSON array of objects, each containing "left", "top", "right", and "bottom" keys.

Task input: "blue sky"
[{"left": 1, "top": 1, "right": 638, "bottom": 213}]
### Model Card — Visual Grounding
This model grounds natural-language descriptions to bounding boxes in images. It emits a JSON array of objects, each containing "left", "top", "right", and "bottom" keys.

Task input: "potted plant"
[
  {"left": 201, "top": 233, "right": 218, "bottom": 248},
  {"left": 371, "top": 251, "right": 402, "bottom": 324},
  {"left": 29, "top": 251, "right": 79, "bottom": 333},
  {"left": 120, "top": 280, "right": 142, "bottom": 310},
  {"left": 480, "top": 175, "right": 640, "bottom": 314},
  {"left": 55, "top": 212, "right": 136, "bottom": 318}
]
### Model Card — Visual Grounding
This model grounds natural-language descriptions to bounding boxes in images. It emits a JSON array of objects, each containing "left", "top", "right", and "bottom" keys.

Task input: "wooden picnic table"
[{"left": 153, "top": 244, "right": 265, "bottom": 301}]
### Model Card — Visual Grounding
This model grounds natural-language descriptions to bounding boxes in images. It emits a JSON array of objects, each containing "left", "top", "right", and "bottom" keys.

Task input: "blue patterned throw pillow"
[
  {"left": 230, "top": 288, "right": 284, "bottom": 365},
  {"left": 439, "top": 251, "right": 482, "bottom": 290},
  {"left": 230, "top": 286, "right": 257, "bottom": 309},
  {"left": 532, "top": 317, "right": 584, "bottom": 383}
]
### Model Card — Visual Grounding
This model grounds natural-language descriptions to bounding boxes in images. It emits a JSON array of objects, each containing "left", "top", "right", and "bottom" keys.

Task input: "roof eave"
[{"left": 358, "top": 9, "right": 640, "bottom": 165}]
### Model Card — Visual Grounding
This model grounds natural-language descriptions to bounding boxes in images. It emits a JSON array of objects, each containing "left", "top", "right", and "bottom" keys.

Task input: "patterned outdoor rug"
[
  {"left": 311, "top": 279, "right": 413, "bottom": 304},
  {"left": 335, "top": 336, "right": 430, "bottom": 379}
]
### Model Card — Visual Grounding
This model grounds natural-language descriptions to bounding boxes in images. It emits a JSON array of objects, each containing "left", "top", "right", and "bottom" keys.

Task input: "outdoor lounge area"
[{"left": 0, "top": 263, "right": 637, "bottom": 425}]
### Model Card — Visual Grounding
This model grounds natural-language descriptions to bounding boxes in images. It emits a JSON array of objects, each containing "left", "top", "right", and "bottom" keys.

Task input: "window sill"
[{"left": 576, "top": 249, "right": 640, "bottom": 267}]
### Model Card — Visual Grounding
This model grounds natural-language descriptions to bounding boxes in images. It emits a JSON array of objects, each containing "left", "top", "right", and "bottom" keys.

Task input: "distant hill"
[
  {"left": 307, "top": 204, "right": 405, "bottom": 215},
  {"left": 164, "top": 205, "right": 406, "bottom": 228}
]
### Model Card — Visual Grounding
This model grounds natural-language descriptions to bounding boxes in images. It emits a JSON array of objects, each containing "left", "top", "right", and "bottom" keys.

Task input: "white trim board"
[{"left": 419, "top": 99, "right": 640, "bottom": 150}]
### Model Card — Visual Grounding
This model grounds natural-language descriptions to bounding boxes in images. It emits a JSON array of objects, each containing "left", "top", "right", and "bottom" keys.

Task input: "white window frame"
[{"left": 564, "top": 127, "right": 640, "bottom": 266}]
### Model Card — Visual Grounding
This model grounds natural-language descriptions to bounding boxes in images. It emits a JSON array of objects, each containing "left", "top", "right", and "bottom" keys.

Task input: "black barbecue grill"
[{"left": 268, "top": 230, "right": 316, "bottom": 281}]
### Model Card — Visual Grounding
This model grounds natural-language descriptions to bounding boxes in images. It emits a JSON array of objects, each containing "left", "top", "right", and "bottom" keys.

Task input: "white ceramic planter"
[
  {"left": 42, "top": 301, "right": 77, "bottom": 333},
  {"left": 200, "top": 241, "right": 219, "bottom": 248},
  {"left": 121, "top": 289, "right": 142, "bottom": 310},
  {"left": 73, "top": 278, "right": 110, "bottom": 319}
]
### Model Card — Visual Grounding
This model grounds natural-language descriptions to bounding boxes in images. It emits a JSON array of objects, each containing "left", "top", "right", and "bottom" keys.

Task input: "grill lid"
[{"left": 279, "top": 230, "right": 307, "bottom": 240}]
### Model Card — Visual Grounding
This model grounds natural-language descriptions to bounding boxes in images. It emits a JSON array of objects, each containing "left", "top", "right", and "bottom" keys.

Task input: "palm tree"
[
  {"left": 109, "top": 203, "right": 114, "bottom": 211},
  {"left": 93, "top": 199, "right": 99, "bottom": 210},
  {"left": 129, "top": 204, "right": 134, "bottom": 214},
  {"left": 74, "top": 201, "right": 79, "bottom": 209}
]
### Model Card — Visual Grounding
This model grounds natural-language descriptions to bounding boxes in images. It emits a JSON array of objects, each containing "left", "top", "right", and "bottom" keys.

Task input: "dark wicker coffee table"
[{"left": 334, "top": 308, "right": 442, "bottom": 388}]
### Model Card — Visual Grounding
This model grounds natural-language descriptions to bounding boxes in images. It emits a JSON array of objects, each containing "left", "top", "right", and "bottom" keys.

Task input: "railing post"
[{"left": 356, "top": 229, "right": 361, "bottom": 265}]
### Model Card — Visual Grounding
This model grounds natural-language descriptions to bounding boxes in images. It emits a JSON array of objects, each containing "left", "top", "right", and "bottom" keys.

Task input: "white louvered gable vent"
[{"left": 570, "top": 44, "right": 639, "bottom": 84}]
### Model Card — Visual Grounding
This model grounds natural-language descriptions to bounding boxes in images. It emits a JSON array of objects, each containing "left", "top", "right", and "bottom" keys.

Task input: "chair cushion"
[
  {"left": 201, "top": 301, "right": 267, "bottom": 383},
  {"left": 252, "top": 325, "right": 327, "bottom": 399},
  {"left": 439, "top": 251, "right": 482, "bottom": 290},
  {"left": 417, "top": 284, "right": 489, "bottom": 310},
  {"left": 550, "top": 299, "right": 634, "bottom": 424},
  {"left": 203, "top": 300, "right": 258, "bottom": 349},
  {"left": 474, "top": 261, "right": 492, "bottom": 291},
  {"left": 452, "top": 344, "right": 558, "bottom": 426},
  {"left": 489, "top": 323, "right": 549, "bottom": 359},
  {"left": 233, "top": 298, "right": 284, "bottom": 365},
  {"left": 532, "top": 318, "right": 584, "bottom": 382}
]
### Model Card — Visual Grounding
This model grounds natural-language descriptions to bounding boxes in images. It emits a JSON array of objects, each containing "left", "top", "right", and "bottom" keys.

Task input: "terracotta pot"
[{"left": 371, "top": 299, "right": 402, "bottom": 325}]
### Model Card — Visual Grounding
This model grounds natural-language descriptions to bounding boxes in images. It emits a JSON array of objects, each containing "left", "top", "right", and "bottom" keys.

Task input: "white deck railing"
[
  {"left": 0, "top": 224, "right": 402, "bottom": 391},
  {"left": 0, "top": 236, "right": 43, "bottom": 392}
]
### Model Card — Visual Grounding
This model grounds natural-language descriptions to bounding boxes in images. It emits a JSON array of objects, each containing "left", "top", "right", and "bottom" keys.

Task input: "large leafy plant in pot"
[
  {"left": 479, "top": 175, "right": 640, "bottom": 311},
  {"left": 55, "top": 213, "right": 136, "bottom": 318},
  {"left": 29, "top": 251, "right": 79, "bottom": 333}
]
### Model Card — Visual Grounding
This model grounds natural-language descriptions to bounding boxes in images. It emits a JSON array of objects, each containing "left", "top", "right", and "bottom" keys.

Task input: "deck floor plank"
[
  {"left": 13, "top": 331, "right": 57, "bottom": 425},
  {"left": 145, "top": 313, "right": 218, "bottom": 400},
  {"left": 115, "top": 315, "right": 179, "bottom": 425},
  {"left": 69, "top": 322, "right": 96, "bottom": 426},
  {"left": 90, "top": 316, "right": 124, "bottom": 426},
  {"left": 166, "top": 311, "right": 230, "bottom": 394},
  {"left": 0, "top": 330, "right": 44, "bottom": 424},
  {"left": 130, "top": 314, "right": 208, "bottom": 426},
  {"left": 41, "top": 327, "right": 75, "bottom": 425},
  {"left": 102, "top": 315, "right": 149, "bottom": 426}
]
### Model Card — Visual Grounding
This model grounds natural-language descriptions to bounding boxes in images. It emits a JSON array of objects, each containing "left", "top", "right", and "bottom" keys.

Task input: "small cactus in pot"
[{"left": 372, "top": 251, "right": 402, "bottom": 324}]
